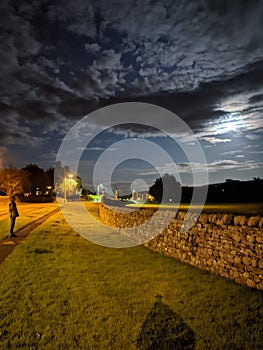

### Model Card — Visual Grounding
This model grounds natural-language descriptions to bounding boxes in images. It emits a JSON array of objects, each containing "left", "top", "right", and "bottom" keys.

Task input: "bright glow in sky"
[{"left": 217, "top": 114, "right": 245, "bottom": 133}]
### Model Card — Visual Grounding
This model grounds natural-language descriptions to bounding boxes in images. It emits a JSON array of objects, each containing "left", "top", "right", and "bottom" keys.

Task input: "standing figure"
[{"left": 8, "top": 196, "right": 19, "bottom": 238}]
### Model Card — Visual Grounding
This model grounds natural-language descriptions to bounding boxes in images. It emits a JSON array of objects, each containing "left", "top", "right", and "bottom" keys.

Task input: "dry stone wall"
[{"left": 99, "top": 204, "right": 263, "bottom": 290}]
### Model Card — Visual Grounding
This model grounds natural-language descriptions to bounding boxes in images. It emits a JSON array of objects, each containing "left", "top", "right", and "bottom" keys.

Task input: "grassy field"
[
  {"left": 0, "top": 204, "right": 262, "bottom": 349},
  {"left": 127, "top": 202, "right": 263, "bottom": 215}
]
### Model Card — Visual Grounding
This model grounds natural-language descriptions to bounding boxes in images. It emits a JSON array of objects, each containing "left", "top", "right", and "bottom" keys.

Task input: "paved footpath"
[
  {"left": 0, "top": 208, "right": 60, "bottom": 265},
  {"left": 60, "top": 202, "right": 137, "bottom": 248}
]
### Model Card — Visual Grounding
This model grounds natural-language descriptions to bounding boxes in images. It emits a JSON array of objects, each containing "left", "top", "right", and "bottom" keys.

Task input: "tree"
[
  {"left": 20, "top": 169, "right": 32, "bottom": 193},
  {"left": 46, "top": 167, "right": 54, "bottom": 187},
  {"left": 0, "top": 168, "right": 23, "bottom": 196},
  {"left": 253, "top": 177, "right": 263, "bottom": 182},
  {"left": 22, "top": 164, "right": 49, "bottom": 195},
  {"left": 149, "top": 174, "right": 181, "bottom": 203}
]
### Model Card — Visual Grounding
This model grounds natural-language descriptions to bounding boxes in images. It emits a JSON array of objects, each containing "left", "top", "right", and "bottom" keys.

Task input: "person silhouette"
[{"left": 8, "top": 196, "right": 19, "bottom": 238}]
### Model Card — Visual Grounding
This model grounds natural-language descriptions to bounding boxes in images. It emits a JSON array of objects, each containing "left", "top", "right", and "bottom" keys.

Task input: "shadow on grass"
[
  {"left": 29, "top": 247, "right": 53, "bottom": 254},
  {"left": 137, "top": 295, "right": 195, "bottom": 350}
]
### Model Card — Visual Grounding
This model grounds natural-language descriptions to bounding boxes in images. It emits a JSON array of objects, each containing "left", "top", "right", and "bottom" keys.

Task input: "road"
[{"left": 0, "top": 202, "right": 58, "bottom": 221}]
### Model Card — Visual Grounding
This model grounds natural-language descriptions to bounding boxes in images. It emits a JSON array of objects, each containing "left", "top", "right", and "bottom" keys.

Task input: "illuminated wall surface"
[{"left": 100, "top": 204, "right": 263, "bottom": 290}]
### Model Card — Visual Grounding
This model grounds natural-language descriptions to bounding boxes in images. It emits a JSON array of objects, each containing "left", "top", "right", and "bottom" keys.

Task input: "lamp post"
[
  {"left": 64, "top": 173, "right": 73, "bottom": 203},
  {"left": 97, "top": 183, "right": 102, "bottom": 202}
]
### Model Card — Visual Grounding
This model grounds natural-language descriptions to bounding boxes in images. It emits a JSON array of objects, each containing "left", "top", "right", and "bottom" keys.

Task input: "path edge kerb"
[{"left": 15, "top": 208, "right": 61, "bottom": 236}]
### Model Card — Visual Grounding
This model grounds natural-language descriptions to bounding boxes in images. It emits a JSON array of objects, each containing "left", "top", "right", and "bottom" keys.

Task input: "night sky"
[{"left": 0, "top": 0, "right": 263, "bottom": 193}]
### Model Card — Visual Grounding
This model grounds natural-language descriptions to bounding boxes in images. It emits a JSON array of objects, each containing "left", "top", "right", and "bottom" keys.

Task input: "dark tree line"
[
  {"left": 0, "top": 164, "right": 54, "bottom": 197},
  {"left": 148, "top": 175, "right": 263, "bottom": 204},
  {"left": 149, "top": 174, "right": 181, "bottom": 203},
  {"left": 204, "top": 178, "right": 263, "bottom": 203}
]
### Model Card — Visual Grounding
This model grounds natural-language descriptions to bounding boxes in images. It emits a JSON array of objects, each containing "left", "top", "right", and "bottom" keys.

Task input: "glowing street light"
[
  {"left": 64, "top": 173, "right": 73, "bottom": 203},
  {"left": 97, "top": 184, "right": 103, "bottom": 202}
]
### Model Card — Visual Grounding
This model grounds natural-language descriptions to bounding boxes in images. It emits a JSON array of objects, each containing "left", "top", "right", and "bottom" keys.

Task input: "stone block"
[
  {"left": 254, "top": 275, "right": 261, "bottom": 283},
  {"left": 246, "top": 279, "right": 256, "bottom": 288},
  {"left": 235, "top": 277, "right": 246, "bottom": 285},
  {"left": 213, "top": 250, "right": 220, "bottom": 257},
  {"left": 242, "top": 227, "right": 256, "bottom": 235},
  {"left": 246, "top": 235, "right": 256, "bottom": 243},
  {"left": 234, "top": 256, "right": 241, "bottom": 264},
  {"left": 199, "top": 214, "right": 208, "bottom": 224},
  {"left": 246, "top": 265, "right": 256, "bottom": 272},
  {"left": 234, "top": 215, "right": 247, "bottom": 226},
  {"left": 232, "top": 234, "right": 241, "bottom": 242},
  {"left": 247, "top": 216, "right": 261, "bottom": 227},
  {"left": 208, "top": 214, "right": 218, "bottom": 223},
  {"left": 251, "top": 259, "right": 258, "bottom": 267},
  {"left": 242, "top": 256, "right": 250, "bottom": 265},
  {"left": 256, "top": 236, "right": 263, "bottom": 244},
  {"left": 222, "top": 214, "right": 234, "bottom": 225},
  {"left": 233, "top": 270, "right": 240, "bottom": 278},
  {"left": 243, "top": 271, "right": 250, "bottom": 279},
  {"left": 177, "top": 211, "right": 186, "bottom": 220}
]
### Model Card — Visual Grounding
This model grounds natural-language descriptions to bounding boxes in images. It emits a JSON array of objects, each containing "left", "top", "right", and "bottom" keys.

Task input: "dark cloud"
[
  {"left": 0, "top": 109, "right": 44, "bottom": 147},
  {"left": 46, "top": 0, "right": 97, "bottom": 38},
  {"left": 0, "top": 0, "right": 262, "bottom": 182},
  {"left": 147, "top": 159, "right": 263, "bottom": 175},
  {"left": 1, "top": 0, "right": 262, "bottom": 120}
]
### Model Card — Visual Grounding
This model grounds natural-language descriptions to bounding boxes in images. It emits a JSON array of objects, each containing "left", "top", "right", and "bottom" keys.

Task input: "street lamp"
[
  {"left": 64, "top": 173, "right": 73, "bottom": 203},
  {"left": 97, "top": 184, "right": 102, "bottom": 202}
]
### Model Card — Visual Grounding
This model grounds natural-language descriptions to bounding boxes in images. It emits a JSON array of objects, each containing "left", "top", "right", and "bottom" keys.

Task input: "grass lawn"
[
  {"left": 0, "top": 203, "right": 262, "bottom": 349},
  {"left": 127, "top": 202, "right": 263, "bottom": 215}
]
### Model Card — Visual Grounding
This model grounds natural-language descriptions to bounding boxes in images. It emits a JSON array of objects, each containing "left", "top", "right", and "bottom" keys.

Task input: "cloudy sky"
[{"left": 0, "top": 0, "right": 263, "bottom": 192}]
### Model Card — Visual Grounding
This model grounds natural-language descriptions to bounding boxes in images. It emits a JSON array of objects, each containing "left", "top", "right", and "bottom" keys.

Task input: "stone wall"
[{"left": 99, "top": 204, "right": 263, "bottom": 290}]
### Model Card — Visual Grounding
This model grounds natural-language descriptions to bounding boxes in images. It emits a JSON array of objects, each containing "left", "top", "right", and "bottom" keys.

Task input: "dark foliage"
[
  {"left": 205, "top": 178, "right": 263, "bottom": 203},
  {"left": 149, "top": 174, "right": 181, "bottom": 203},
  {"left": 22, "top": 164, "right": 49, "bottom": 193},
  {"left": 149, "top": 177, "right": 263, "bottom": 204}
]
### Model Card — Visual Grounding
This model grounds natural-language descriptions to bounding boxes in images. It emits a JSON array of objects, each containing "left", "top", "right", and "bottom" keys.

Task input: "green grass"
[
  {"left": 0, "top": 204, "right": 57, "bottom": 240},
  {"left": 128, "top": 202, "right": 263, "bottom": 215},
  {"left": 0, "top": 205, "right": 262, "bottom": 349},
  {"left": 83, "top": 201, "right": 102, "bottom": 221}
]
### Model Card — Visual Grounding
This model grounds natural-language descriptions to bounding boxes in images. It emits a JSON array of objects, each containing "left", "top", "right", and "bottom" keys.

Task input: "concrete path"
[
  {"left": 0, "top": 208, "right": 60, "bottom": 265},
  {"left": 59, "top": 202, "right": 137, "bottom": 248}
]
